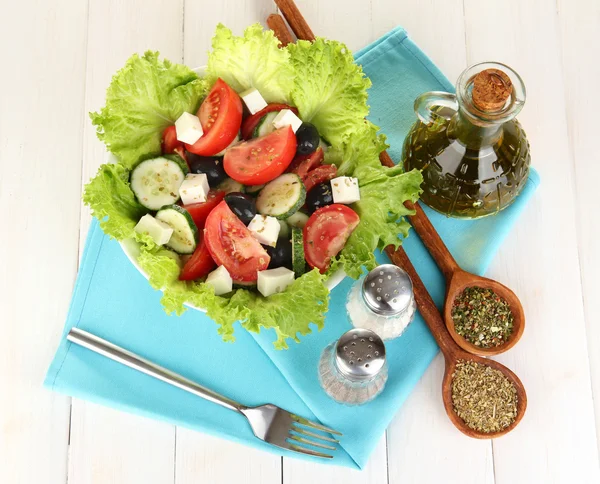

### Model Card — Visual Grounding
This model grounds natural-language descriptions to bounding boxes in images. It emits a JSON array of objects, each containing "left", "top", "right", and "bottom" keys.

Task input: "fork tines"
[{"left": 287, "top": 415, "right": 342, "bottom": 459}]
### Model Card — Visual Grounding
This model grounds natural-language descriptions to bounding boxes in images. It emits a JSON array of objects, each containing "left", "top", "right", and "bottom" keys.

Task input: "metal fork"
[{"left": 67, "top": 328, "right": 341, "bottom": 458}]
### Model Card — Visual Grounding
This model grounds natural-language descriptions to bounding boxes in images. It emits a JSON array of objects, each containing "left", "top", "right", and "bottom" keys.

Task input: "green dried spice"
[
  {"left": 451, "top": 360, "right": 518, "bottom": 433},
  {"left": 451, "top": 286, "right": 514, "bottom": 348}
]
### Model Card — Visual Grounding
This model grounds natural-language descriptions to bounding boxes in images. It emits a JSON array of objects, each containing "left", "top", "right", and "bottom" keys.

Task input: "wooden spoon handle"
[
  {"left": 267, "top": 14, "right": 294, "bottom": 47},
  {"left": 274, "top": 0, "right": 316, "bottom": 41},
  {"left": 404, "top": 201, "right": 460, "bottom": 281},
  {"left": 385, "top": 246, "right": 459, "bottom": 359}
]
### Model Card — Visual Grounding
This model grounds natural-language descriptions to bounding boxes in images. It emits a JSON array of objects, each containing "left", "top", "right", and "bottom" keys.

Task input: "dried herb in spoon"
[
  {"left": 451, "top": 360, "right": 518, "bottom": 433},
  {"left": 451, "top": 286, "right": 514, "bottom": 348}
]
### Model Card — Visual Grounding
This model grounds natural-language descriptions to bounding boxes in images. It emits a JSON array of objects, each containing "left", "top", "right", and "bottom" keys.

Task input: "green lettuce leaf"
[
  {"left": 91, "top": 51, "right": 208, "bottom": 169},
  {"left": 339, "top": 166, "right": 423, "bottom": 278},
  {"left": 206, "top": 24, "right": 293, "bottom": 103},
  {"left": 287, "top": 38, "right": 371, "bottom": 147},
  {"left": 83, "top": 163, "right": 147, "bottom": 240}
]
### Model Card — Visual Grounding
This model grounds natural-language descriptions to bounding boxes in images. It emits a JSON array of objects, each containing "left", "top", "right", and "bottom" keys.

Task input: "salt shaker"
[
  {"left": 346, "top": 264, "right": 416, "bottom": 340},
  {"left": 318, "top": 328, "right": 388, "bottom": 405}
]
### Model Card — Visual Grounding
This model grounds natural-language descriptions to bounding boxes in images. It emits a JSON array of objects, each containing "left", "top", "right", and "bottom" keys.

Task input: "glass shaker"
[
  {"left": 346, "top": 264, "right": 416, "bottom": 340},
  {"left": 402, "top": 62, "right": 530, "bottom": 219},
  {"left": 318, "top": 328, "right": 387, "bottom": 405}
]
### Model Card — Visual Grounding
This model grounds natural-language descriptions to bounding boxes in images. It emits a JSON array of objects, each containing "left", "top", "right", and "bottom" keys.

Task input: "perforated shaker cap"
[
  {"left": 335, "top": 328, "right": 386, "bottom": 381},
  {"left": 362, "top": 264, "right": 414, "bottom": 316}
]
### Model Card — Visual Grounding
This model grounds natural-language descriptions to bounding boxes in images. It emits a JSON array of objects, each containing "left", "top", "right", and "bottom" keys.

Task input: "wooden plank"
[
  {"left": 557, "top": 0, "right": 600, "bottom": 456},
  {"left": 0, "top": 0, "right": 88, "bottom": 483},
  {"left": 463, "top": 0, "right": 600, "bottom": 483},
  {"left": 71, "top": 1, "right": 185, "bottom": 483}
]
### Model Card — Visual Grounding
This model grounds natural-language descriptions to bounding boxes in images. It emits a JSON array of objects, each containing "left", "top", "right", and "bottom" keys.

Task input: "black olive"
[
  {"left": 305, "top": 182, "right": 334, "bottom": 213},
  {"left": 224, "top": 192, "right": 256, "bottom": 225},
  {"left": 295, "top": 123, "right": 320, "bottom": 156},
  {"left": 186, "top": 152, "right": 228, "bottom": 187},
  {"left": 265, "top": 238, "right": 293, "bottom": 270}
]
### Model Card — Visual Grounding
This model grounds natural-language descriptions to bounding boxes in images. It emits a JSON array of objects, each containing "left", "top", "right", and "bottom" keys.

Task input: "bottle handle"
[{"left": 414, "top": 91, "right": 458, "bottom": 124}]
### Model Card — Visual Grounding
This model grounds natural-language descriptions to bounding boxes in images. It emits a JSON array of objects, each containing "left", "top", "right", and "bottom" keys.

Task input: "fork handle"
[{"left": 67, "top": 328, "right": 244, "bottom": 413}]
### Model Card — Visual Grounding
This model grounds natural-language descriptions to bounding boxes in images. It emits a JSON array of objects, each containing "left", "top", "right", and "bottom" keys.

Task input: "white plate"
[{"left": 113, "top": 65, "right": 347, "bottom": 311}]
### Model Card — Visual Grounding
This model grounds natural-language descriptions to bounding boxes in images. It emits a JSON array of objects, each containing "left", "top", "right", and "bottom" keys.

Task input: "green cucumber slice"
[
  {"left": 256, "top": 173, "right": 306, "bottom": 219},
  {"left": 218, "top": 178, "right": 245, "bottom": 194},
  {"left": 155, "top": 205, "right": 198, "bottom": 254},
  {"left": 285, "top": 211, "right": 310, "bottom": 229},
  {"left": 291, "top": 228, "right": 306, "bottom": 277},
  {"left": 130, "top": 156, "right": 186, "bottom": 210},
  {"left": 252, "top": 111, "right": 278, "bottom": 138},
  {"left": 215, "top": 133, "right": 240, "bottom": 156},
  {"left": 245, "top": 184, "right": 265, "bottom": 195},
  {"left": 277, "top": 219, "right": 290, "bottom": 239}
]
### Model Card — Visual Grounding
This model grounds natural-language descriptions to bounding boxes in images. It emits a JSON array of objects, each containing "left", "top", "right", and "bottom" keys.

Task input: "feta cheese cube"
[
  {"left": 240, "top": 87, "right": 268, "bottom": 115},
  {"left": 272, "top": 109, "right": 303, "bottom": 133},
  {"left": 247, "top": 214, "right": 280, "bottom": 247},
  {"left": 134, "top": 214, "right": 173, "bottom": 246},
  {"left": 331, "top": 176, "right": 360, "bottom": 204},
  {"left": 179, "top": 173, "right": 210, "bottom": 205},
  {"left": 257, "top": 267, "right": 295, "bottom": 297},
  {"left": 205, "top": 265, "right": 233, "bottom": 296},
  {"left": 175, "top": 112, "right": 203, "bottom": 144}
]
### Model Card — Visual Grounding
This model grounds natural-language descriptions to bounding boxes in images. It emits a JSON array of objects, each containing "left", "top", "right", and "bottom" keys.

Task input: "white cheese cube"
[
  {"left": 205, "top": 265, "right": 233, "bottom": 296},
  {"left": 240, "top": 87, "right": 268, "bottom": 115},
  {"left": 257, "top": 267, "right": 295, "bottom": 297},
  {"left": 247, "top": 214, "right": 280, "bottom": 247},
  {"left": 179, "top": 173, "right": 210, "bottom": 205},
  {"left": 175, "top": 112, "right": 203, "bottom": 144},
  {"left": 272, "top": 109, "right": 303, "bottom": 133},
  {"left": 134, "top": 214, "right": 173, "bottom": 246},
  {"left": 331, "top": 176, "right": 361, "bottom": 204}
]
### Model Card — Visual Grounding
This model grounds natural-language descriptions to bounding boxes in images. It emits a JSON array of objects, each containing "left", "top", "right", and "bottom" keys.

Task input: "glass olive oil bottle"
[{"left": 402, "top": 62, "right": 530, "bottom": 219}]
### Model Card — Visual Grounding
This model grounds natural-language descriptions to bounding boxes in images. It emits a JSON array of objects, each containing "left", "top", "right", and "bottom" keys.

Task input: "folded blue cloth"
[{"left": 45, "top": 26, "right": 539, "bottom": 469}]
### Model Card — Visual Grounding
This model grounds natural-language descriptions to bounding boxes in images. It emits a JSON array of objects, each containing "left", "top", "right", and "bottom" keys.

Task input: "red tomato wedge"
[
  {"left": 161, "top": 125, "right": 183, "bottom": 154},
  {"left": 204, "top": 201, "right": 270, "bottom": 283},
  {"left": 179, "top": 236, "right": 216, "bottom": 281},
  {"left": 241, "top": 103, "right": 298, "bottom": 140},
  {"left": 303, "top": 164, "right": 338, "bottom": 192},
  {"left": 288, "top": 147, "right": 324, "bottom": 179},
  {"left": 183, "top": 190, "right": 226, "bottom": 230},
  {"left": 185, "top": 78, "right": 243, "bottom": 156},
  {"left": 223, "top": 126, "right": 297, "bottom": 185},
  {"left": 303, "top": 204, "right": 360, "bottom": 273}
]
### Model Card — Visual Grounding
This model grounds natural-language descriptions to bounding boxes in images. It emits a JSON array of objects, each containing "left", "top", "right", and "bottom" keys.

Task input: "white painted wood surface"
[{"left": 1, "top": 0, "right": 598, "bottom": 483}]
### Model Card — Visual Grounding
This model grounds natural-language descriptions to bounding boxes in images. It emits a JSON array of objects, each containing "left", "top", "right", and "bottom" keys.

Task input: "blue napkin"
[{"left": 45, "top": 27, "right": 540, "bottom": 469}]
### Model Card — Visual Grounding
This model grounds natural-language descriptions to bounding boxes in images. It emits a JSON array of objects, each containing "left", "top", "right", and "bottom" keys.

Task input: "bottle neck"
[{"left": 449, "top": 109, "right": 503, "bottom": 149}]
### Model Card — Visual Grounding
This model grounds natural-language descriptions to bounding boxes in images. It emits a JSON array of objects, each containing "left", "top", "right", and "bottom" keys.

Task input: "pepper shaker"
[
  {"left": 318, "top": 328, "right": 388, "bottom": 405},
  {"left": 346, "top": 264, "right": 416, "bottom": 340}
]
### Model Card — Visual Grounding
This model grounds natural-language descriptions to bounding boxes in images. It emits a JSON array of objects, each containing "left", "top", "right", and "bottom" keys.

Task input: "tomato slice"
[
  {"left": 288, "top": 147, "right": 324, "bottom": 179},
  {"left": 162, "top": 126, "right": 184, "bottom": 154},
  {"left": 303, "top": 204, "right": 360, "bottom": 273},
  {"left": 179, "top": 236, "right": 216, "bottom": 281},
  {"left": 303, "top": 164, "right": 338, "bottom": 192},
  {"left": 183, "top": 190, "right": 226, "bottom": 230},
  {"left": 204, "top": 201, "right": 270, "bottom": 282},
  {"left": 223, "top": 127, "right": 297, "bottom": 185},
  {"left": 185, "top": 78, "right": 243, "bottom": 156},
  {"left": 241, "top": 103, "right": 299, "bottom": 140}
]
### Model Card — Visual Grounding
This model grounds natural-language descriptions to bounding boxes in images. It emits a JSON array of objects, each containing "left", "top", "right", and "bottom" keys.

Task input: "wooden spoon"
[
  {"left": 404, "top": 201, "right": 525, "bottom": 356},
  {"left": 386, "top": 247, "right": 527, "bottom": 438}
]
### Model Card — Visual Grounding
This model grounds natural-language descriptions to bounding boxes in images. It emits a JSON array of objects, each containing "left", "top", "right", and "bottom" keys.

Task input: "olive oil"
[{"left": 402, "top": 63, "right": 531, "bottom": 219}]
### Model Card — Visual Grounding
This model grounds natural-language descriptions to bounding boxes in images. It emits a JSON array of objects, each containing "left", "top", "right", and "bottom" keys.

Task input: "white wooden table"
[{"left": 2, "top": 0, "right": 599, "bottom": 482}]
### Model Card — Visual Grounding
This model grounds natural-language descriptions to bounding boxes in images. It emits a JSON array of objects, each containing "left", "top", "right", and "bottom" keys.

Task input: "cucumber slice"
[
  {"left": 277, "top": 219, "right": 290, "bottom": 239},
  {"left": 215, "top": 133, "right": 240, "bottom": 156},
  {"left": 155, "top": 205, "right": 198, "bottom": 254},
  {"left": 291, "top": 228, "right": 306, "bottom": 277},
  {"left": 285, "top": 211, "right": 309, "bottom": 229},
  {"left": 256, "top": 173, "right": 306, "bottom": 219},
  {"left": 245, "top": 184, "right": 265, "bottom": 195},
  {"left": 130, "top": 156, "right": 186, "bottom": 210},
  {"left": 218, "top": 178, "right": 245, "bottom": 194},
  {"left": 252, "top": 111, "right": 278, "bottom": 138}
]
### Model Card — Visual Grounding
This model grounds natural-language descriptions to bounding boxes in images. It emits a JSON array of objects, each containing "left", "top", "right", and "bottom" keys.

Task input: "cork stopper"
[{"left": 472, "top": 69, "right": 513, "bottom": 112}]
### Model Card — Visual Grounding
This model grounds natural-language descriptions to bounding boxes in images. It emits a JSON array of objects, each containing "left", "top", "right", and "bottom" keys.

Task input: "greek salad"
[{"left": 84, "top": 24, "right": 422, "bottom": 348}]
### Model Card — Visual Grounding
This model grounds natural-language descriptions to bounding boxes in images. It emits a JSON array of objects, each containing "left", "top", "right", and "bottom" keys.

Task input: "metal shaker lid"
[
  {"left": 335, "top": 328, "right": 386, "bottom": 381},
  {"left": 362, "top": 264, "right": 414, "bottom": 316}
]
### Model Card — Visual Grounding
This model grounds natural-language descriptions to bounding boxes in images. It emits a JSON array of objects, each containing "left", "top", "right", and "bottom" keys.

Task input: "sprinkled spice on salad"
[{"left": 451, "top": 286, "right": 514, "bottom": 348}]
